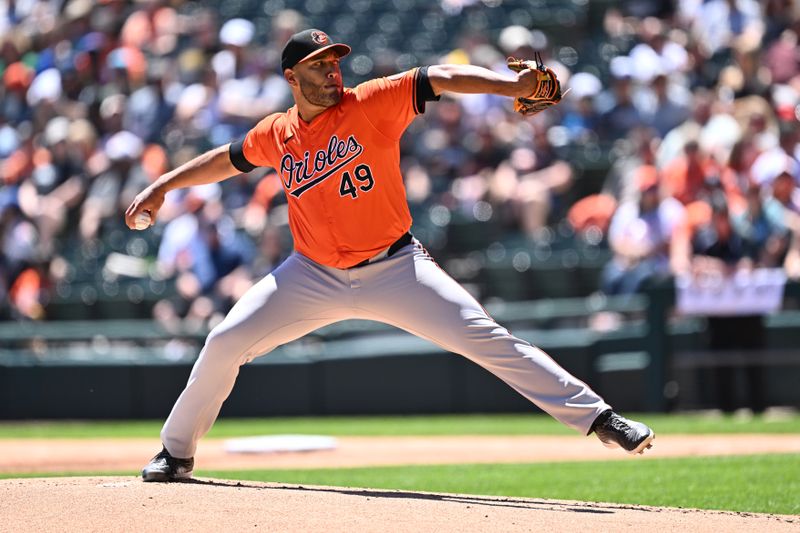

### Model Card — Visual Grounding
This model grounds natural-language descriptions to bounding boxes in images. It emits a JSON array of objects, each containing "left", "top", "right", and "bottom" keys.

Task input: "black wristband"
[{"left": 229, "top": 139, "right": 257, "bottom": 173}]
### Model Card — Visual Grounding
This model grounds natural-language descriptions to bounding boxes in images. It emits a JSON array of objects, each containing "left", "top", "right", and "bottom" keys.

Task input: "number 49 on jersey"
[{"left": 339, "top": 164, "right": 374, "bottom": 199}]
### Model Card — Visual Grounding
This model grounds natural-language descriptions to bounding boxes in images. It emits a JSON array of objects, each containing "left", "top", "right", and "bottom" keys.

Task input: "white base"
[{"left": 224, "top": 435, "right": 338, "bottom": 454}]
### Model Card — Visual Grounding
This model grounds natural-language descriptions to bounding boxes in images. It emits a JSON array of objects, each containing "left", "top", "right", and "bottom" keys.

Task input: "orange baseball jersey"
[{"left": 232, "top": 68, "right": 435, "bottom": 268}]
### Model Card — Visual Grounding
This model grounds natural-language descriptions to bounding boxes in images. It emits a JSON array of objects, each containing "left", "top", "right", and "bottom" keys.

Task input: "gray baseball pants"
[{"left": 162, "top": 239, "right": 610, "bottom": 458}]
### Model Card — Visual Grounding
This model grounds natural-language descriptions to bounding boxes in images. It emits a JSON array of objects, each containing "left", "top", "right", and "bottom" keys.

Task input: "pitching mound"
[{"left": 1, "top": 477, "right": 796, "bottom": 532}]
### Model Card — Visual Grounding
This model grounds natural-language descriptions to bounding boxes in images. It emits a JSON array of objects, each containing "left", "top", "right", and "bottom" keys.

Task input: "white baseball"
[{"left": 134, "top": 211, "right": 152, "bottom": 230}]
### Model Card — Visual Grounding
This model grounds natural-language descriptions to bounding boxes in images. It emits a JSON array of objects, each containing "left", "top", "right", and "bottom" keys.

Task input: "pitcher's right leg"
[{"left": 160, "top": 254, "right": 350, "bottom": 459}]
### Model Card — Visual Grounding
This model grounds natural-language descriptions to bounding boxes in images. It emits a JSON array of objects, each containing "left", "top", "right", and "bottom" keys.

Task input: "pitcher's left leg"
[{"left": 356, "top": 243, "right": 610, "bottom": 435}]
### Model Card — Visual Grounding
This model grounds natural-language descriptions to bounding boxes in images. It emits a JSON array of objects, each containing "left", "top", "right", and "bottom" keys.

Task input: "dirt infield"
[
  {"left": 1, "top": 476, "right": 797, "bottom": 532},
  {"left": 1, "top": 434, "right": 800, "bottom": 473},
  {"left": 2, "top": 436, "right": 798, "bottom": 531}
]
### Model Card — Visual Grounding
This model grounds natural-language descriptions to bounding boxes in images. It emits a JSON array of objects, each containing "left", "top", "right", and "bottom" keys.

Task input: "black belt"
[{"left": 350, "top": 232, "right": 413, "bottom": 268}]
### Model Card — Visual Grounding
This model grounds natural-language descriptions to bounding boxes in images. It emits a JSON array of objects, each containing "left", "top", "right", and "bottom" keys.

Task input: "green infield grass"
[
  {"left": 0, "top": 411, "right": 798, "bottom": 439},
  {"left": 1, "top": 454, "right": 797, "bottom": 515},
  {"left": 200, "top": 453, "right": 800, "bottom": 515}
]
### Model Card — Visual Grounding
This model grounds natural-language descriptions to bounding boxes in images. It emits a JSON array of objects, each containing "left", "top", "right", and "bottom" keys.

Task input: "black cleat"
[
  {"left": 592, "top": 411, "right": 655, "bottom": 455},
  {"left": 141, "top": 446, "right": 194, "bottom": 482}
]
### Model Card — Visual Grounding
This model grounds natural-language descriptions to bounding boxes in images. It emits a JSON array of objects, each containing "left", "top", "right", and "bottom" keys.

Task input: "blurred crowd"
[
  {"left": 1, "top": 0, "right": 800, "bottom": 324},
  {"left": 578, "top": 1, "right": 800, "bottom": 297}
]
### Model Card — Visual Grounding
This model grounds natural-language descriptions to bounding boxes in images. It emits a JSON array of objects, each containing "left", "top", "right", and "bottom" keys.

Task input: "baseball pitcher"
[{"left": 126, "top": 29, "right": 654, "bottom": 482}]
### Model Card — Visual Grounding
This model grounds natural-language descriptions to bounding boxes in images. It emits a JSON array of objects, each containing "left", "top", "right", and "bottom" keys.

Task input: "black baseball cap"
[{"left": 281, "top": 29, "right": 351, "bottom": 71}]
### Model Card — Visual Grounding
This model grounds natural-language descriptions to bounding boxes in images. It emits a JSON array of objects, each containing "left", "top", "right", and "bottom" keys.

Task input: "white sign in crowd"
[{"left": 676, "top": 269, "right": 787, "bottom": 316}]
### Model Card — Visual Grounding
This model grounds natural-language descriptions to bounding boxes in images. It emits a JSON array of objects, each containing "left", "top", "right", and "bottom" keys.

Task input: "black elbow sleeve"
[
  {"left": 414, "top": 66, "right": 441, "bottom": 114},
  {"left": 229, "top": 140, "right": 257, "bottom": 173}
]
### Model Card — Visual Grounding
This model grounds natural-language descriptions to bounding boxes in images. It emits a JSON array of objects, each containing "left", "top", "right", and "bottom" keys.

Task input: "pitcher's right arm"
[{"left": 124, "top": 144, "right": 240, "bottom": 230}]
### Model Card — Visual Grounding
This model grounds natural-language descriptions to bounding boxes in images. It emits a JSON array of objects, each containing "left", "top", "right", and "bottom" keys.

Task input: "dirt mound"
[{"left": 0, "top": 477, "right": 796, "bottom": 533}]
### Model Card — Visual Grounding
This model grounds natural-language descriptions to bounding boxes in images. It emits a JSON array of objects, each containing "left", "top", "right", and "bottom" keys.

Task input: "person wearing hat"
[
  {"left": 127, "top": 29, "right": 656, "bottom": 481},
  {"left": 602, "top": 165, "right": 686, "bottom": 296}
]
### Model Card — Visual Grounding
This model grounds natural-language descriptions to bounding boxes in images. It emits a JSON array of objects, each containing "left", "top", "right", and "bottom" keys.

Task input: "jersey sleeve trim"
[
  {"left": 414, "top": 66, "right": 441, "bottom": 114},
  {"left": 229, "top": 139, "right": 257, "bottom": 173}
]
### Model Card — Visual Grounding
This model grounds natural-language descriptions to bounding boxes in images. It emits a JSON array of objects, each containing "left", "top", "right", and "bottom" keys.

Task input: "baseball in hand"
[{"left": 134, "top": 211, "right": 152, "bottom": 230}]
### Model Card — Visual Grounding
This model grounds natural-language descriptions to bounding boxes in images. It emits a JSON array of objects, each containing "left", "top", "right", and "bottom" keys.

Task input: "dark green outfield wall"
[
  {"left": 2, "top": 340, "right": 798, "bottom": 419},
  {"left": 0, "top": 347, "right": 588, "bottom": 420}
]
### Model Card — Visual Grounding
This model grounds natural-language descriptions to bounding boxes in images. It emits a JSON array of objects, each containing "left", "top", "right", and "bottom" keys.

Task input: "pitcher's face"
[{"left": 291, "top": 51, "right": 343, "bottom": 108}]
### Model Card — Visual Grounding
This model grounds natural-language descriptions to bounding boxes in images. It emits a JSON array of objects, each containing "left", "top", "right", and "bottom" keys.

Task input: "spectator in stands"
[
  {"left": 475, "top": 129, "right": 573, "bottom": 238},
  {"left": 153, "top": 181, "right": 255, "bottom": 326},
  {"left": 514, "top": 128, "right": 574, "bottom": 235},
  {"left": 751, "top": 123, "right": 800, "bottom": 187},
  {"left": 80, "top": 131, "right": 143, "bottom": 241},
  {"left": 601, "top": 166, "right": 685, "bottom": 296},
  {"left": 189, "top": 213, "right": 255, "bottom": 298},
  {"left": 732, "top": 96, "right": 779, "bottom": 154},
  {"left": 641, "top": 72, "right": 690, "bottom": 138},
  {"left": 567, "top": 126, "right": 662, "bottom": 248},
  {"left": 627, "top": 17, "right": 689, "bottom": 84},
  {"left": 598, "top": 56, "right": 646, "bottom": 141},
  {"left": 763, "top": 169, "right": 800, "bottom": 277},
  {"left": 687, "top": 0, "right": 764, "bottom": 59},
  {"left": 724, "top": 33, "right": 771, "bottom": 99},
  {"left": 662, "top": 140, "right": 716, "bottom": 205},
  {"left": 762, "top": 0, "right": 799, "bottom": 43},
  {"left": 714, "top": 147, "right": 749, "bottom": 216},
  {"left": 2, "top": 61, "right": 34, "bottom": 124},
  {"left": 657, "top": 89, "right": 715, "bottom": 169},
  {"left": 0, "top": 143, "right": 48, "bottom": 319},
  {"left": 17, "top": 118, "right": 85, "bottom": 257},
  {"left": 671, "top": 190, "right": 749, "bottom": 277},
  {"left": 764, "top": 29, "right": 799, "bottom": 85},
  {"left": 732, "top": 181, "right": 791, "bottom": 267},
  {"left": 567, "top": 193, "right": 617, "bottom": 246},
  {"left": 560, "top": 72, "right": 602, "bottom": 144},
  {"left": 764, "top": 169, "right": 800, "bottom": 228},
  {"left": 603, "top": 127, "right": 659, "bottom": 205},
  {"left": 213, "top": 19, "right": 292, "bottom": 146}
]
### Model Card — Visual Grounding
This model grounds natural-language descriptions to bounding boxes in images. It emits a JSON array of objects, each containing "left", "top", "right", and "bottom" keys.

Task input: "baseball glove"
[{"left": 507, "top": 53, "right": 564, "bottom": 116}]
